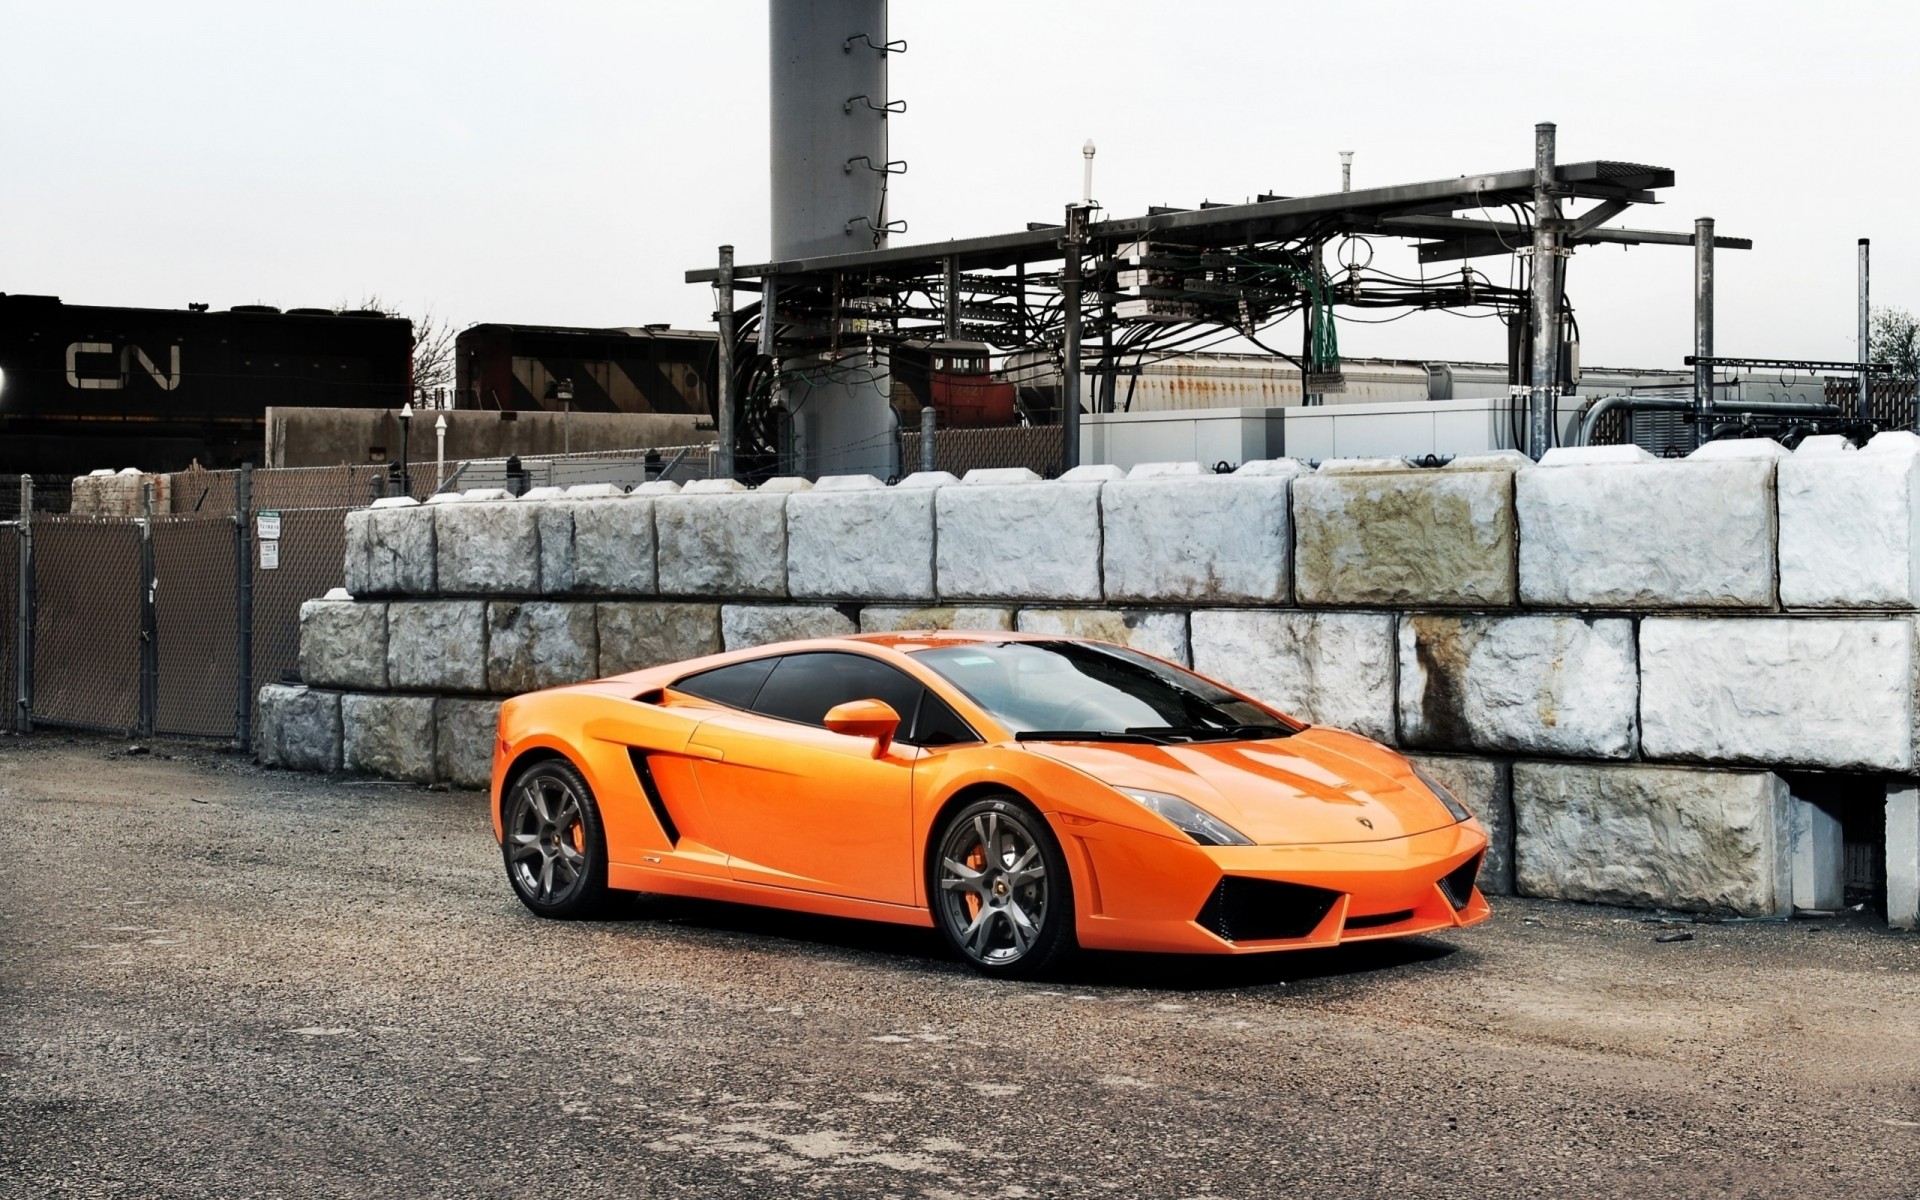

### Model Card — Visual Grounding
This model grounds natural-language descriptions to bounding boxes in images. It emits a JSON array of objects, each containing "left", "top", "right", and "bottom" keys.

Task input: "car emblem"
[{"left": 1356, "top": 817, "right": 1374, "bottom": 830}]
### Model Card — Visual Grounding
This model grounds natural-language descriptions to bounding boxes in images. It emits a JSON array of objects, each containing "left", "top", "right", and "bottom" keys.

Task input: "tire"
[
  {"left": 501, "top": 757, "right": 611, "bottom": 919},
  {"left": 930, "top": 795, "right": 1076, "bottom": 979}
]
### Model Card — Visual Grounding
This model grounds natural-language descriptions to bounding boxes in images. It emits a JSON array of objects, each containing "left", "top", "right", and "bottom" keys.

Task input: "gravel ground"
[{"left": 2, "top": 733, "right": 1919, "bottom": 1199}]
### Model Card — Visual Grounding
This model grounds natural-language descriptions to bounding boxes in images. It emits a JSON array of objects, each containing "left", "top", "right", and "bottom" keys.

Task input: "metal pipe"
[
  {"left": 1695, "top": 218, "right": 1715, "bottom": 449},
  {"left": 1082, "top": 140, "right": 1096, "bottom": 207},
  {"left": 234, "top": 463, "right": 253, "bottom": 751},
  {"left": 1577, "top": 394, "right": 1843, "bottom": 447},
  {"left": 1060, "top": 203, "right": 1086, "bottom": 471},
  {"left": 435, "top": 414, "right": 447, "bottom": 488},
  {"left": 715, "top": 244, "right": 736, "bottom": 480},
  {"left": 919, "top": 404, "right": 935, "bottom": 474},
  {"left": 1859, "top": 237, "right": 1872, "bottom": 423},
  {"left": 1528, "top": 122, "right": 1560, "bottom": 460}
]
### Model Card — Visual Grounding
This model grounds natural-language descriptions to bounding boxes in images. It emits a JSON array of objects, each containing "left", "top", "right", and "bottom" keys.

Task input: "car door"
[{"left": 688, "top": 652, "right": 924, "bottom": 906}]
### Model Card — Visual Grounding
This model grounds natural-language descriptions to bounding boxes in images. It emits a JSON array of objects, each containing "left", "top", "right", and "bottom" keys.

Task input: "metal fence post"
[
  {"left": 920, "top": 405, "right": 936, "bottom": 474},
  {"left": 234, "top": 463, "right": 254, "bottom": 751},
  {"left": 16, "top": 475, "right": 31, "bottom": 734},
  {"left": 138, "top": 480, "right": 157, "bottom": 738}
]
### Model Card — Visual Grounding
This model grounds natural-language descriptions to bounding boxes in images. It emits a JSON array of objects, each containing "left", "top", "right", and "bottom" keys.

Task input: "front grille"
[
  {"left": 1345, "top": 909, "right": 1414, "bottom": 931},
  {"left": 1195, "top": 877, "right": 1342, "bottom": 943},
  {"left": 1439, "top": 855, "right": 1482, "bottom": 911}
]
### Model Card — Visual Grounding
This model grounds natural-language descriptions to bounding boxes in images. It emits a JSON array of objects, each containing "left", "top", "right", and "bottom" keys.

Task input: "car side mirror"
[{"left": 823, "top": 699, "right": 901, "bottom": 757}]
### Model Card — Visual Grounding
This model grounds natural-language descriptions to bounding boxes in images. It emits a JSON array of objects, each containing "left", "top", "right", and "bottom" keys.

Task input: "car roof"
[{"left": 844, "top": 629, "right": 1060, "bottom": 651}]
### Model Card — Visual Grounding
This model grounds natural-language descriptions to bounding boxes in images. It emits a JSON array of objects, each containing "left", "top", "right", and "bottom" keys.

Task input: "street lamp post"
[
  {"left": 398, "top": 401, "right": 413, "bottom": 496},
  {"left": 556, "top": 378, "right": 574, "bottom": 455},
  {"left": 435, "top": 413, "right": 448, "bottom": 488}
]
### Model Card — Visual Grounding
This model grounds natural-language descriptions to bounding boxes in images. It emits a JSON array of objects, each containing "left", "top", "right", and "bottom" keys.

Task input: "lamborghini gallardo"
[{"left": 491, "top": 632, "right": 1490, "bottom": 977}]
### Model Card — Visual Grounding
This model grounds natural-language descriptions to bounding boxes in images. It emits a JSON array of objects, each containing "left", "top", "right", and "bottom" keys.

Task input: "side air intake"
[
  {"left": 1195, "top": 877, "right": 1342, "bottom": 943},
  {"left": 628, "top": 750, "right": 679, "bottom": 845},
  {"left": 1438, "top": 854, "right": 1482, "bottom": 911}
]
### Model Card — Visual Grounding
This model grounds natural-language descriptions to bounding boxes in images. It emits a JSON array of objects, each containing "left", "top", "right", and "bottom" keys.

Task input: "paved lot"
[{"left": 3, "top": 735, "right": 1919, "bottom": 1198}]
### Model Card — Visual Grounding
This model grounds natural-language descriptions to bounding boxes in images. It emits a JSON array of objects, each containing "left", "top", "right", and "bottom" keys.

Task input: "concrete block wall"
[{"left": 268, "top": 441, "right": 1920, "bottom": 921}]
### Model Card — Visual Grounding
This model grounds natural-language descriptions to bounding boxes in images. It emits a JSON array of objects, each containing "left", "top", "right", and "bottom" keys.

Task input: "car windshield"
[{"left": 911, "top": 641, "right": 1298, "bottom": 742}]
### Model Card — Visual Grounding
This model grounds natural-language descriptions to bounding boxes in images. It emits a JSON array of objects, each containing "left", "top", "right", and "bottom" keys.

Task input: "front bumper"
[{"left": 1065, "top": 817, "right": 1490, "bottom": 955}]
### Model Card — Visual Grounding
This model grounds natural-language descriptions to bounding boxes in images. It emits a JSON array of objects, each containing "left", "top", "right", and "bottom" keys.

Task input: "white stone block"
[
  {"left": 487, "top": 601, "right": 598, "bottom": 694},
  {"left": 787, "top": 484, "right": 936, "bottom": 601},
  {"left": 936, "top": 480, "right": 1103, "bottom": 601},
  {"left": 1517, "top": 457, "right": 1777, "bottom": 608},
  {"left": 1794, "top": 435, "right": 1855, "bottom": 456},
  {"left": 566, "top": 483, "right": 626, "bottom": 498},
  {"left": 1235, "top": 458, "right": 1313, "bottom": 478},
  {"left": 756, "top": 476, "right": 814, "bottom": 493},
  {"left": 387, "top": 601, "right": 488, "bottom": 693},
  {"left": 535, "top": 502, "right": 575, "bottom": 595},
  {"left": 256, "top": 684, "right": 342, "bottom": 772},
  {"left": 436, "top": 697, "right": 502, "bottom": 791},
  {"left": 1293, "top": 461, "right": 1518, "bottom": 606},
  {"left": 1101, "top": 474, "right": 1292, "bottom": 605},
  {"left": 1060, "top": 464, "right": 1125, "bottom": 482},
  {"left": 343, "top": 509, "right": 372, "bottom": 595},
  {"left": 1888, "top": 783, "right": 1919, "bottom": 931},
  {"left": 1538, "top": 444, "right": 1657, "bottom": 467},
  {"left": 1640, "top": 617, "right": 1916, "bottom": 772},
  {"left": 436, "top": 500, "right": 539, "bottom": 595},
  {"left": 1404, "top": 753, "right": 1512, "bottom": 896},
  {"left": 520, "top": 486, "right": 567, "bottom": 501},
  {"left": 962, "top": 468, "right": 1041, "bottom": 485},
  {"left": 1513, "top": 761, "right": 1792, "bottom": 916},
  {"left": 1397, "top": 614, "right": 1637, "bottom": 758},
  {"left": 812, "top": 474, "right": 886, "bottom": 491},
  {"left": 721, "top": 604, "right": 858, "bottom": 651},
  {"left": 1188, "top": 610, "right": 1397, "bottom": 742},
  {"left": 655, "top": 492, "right": 788, "bottom": 597},
  {"left": 342, "top": 693, "right": 438, "bottom": 783},
  {"left": 570, "top": 497, "right": 658, "bottom": 595},
  {"left": 1015, "top": 608, "right": 1191, "bottom": 666},
  {"left": 1128, "top": 461, "right": 1206, "bottom": 478},
  {"left": 633, "top": 480, "right": 681, "bottom": 495},
  {"left": 366, "top": 503, "right": 435, "bottom": 596},
  {"left": 1790, "top": 795, "right": 1844, "bottom": 912},
  {"left": 298, "top": 598, "right": 388, "bottom": 691},
  {"left": 683, "top": 478, "right": 748, "bottom": 494},
  {"left": 898, "top": 471, "right": 960, "bottom": 489},
  {"left": 1777, "top": 438, "right": 1920, "bottom": 608},
  {"left": 596, "top": 603, "right": 724, "bottom": 676},
  {"left": 858, "top": 605, "right": 1015, "bottom": 633},
  {"left": 1689, "top": 438, "right": 1789, "bottom": 461}
]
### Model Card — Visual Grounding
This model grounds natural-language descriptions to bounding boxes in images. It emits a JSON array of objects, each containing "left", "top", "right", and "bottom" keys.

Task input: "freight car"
[
  {"left": 454, "top": 323, "right": 717, "bottom": 415},
  {"left": 0, "top": 294, "right": 413, "bottom": 476}
]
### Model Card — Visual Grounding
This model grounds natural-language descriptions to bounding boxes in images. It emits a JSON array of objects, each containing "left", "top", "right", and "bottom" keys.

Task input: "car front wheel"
[
  {"left": 931, "top": 795, "right": 1075, "bottom": 978},
  {"left": 502, "top": 758, "right": 610, "bottom": 919}
]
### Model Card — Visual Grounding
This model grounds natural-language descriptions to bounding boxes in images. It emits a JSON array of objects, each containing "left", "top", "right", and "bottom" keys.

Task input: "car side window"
[
  {"left": 672, "top": 658, "right": 778, "bottom": 710},
  {"left": 910, "top": 691, "right": 979, "bottom": 747},
  {"left": 751, "top": 652, "right": 925, "bottom": 730}
]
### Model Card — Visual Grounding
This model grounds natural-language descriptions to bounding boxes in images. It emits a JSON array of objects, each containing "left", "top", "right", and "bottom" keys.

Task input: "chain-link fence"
[
  {"left": 153, "top": 516, "right": 242, "bottom": 737},
  {"left": 0, "top": 523, "right": 17, "bottom": 728},
  {"left": 29, "top": 517, "right": 145, "bottom": 735},
  {"left": 251, "top": 506, "right": 348, "bottom": 734},
  {"left": 900, "top": 424, "right": 1065, "bottom": 478}
]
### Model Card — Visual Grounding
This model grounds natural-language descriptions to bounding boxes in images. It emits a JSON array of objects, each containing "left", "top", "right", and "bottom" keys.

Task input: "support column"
[
  {"left": 1060, "top": 203, "right": 1087, "bottom": 471},
  {"left": 1889, "top": 782, "right": 1918, "bottom": 930},
  {"left": 1859, "top": 237, "right": 1872, "bottom": 424},
  {"left": 715, "top": 244, "right": 736, "bottom": 481},
  {"left": 920, "top": 405, "right": 936, "bottom": 474},
  {"left": 1695, "top": 217, "right": 1715, "bottom": 449},
  {"left": 1528, "top": 122, "right": 1561, "bottom": 460}
]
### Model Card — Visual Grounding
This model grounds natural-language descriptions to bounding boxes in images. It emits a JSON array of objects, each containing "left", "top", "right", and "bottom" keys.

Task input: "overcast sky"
[{"left": 4, "top": 1, "right": 1914, "bottom": 370}]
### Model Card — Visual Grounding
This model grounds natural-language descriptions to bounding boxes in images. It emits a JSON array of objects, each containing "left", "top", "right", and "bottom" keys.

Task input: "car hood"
[{"left": 1019, "top": 727, "right": 1456, "bottom": 846}]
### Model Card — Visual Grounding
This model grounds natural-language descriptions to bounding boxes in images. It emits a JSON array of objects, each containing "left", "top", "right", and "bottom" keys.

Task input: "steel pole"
[
  {"left": 716, "top": 244, "right": 736, "bottom": 480},
  {"left": 15, "top": 475, "right": 31, "bottom": 734},
  {"left": 139, "top": 480, "right": 157, "bottom": 738},
  {"left": 1061, "top": 203, "right": 1085, "bottom": 471},
  {"left": 943, "top": 256, "right": 961, "bottom": 340},
  {"left": 919, "top": 404, "right": 936, "bottom": 474},
  {"left": 1859, "top": 237, "right": 1872, "bottom": 424},
  {"left": 435, "top": 415, "right": 447, "bottom": 488},
  {"left": 234, "top": 463, "right": 253, "bottom": 750},
  {"left": 1695, "top": 217, "right": 1715, "bottom": 448},
  {"left": 1528, "top": 122, "right": 1560, "bottom": 460}
]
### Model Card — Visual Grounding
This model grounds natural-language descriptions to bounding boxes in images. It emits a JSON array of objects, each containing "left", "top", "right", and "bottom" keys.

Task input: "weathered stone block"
[
  {"left": 1397, "top": 614, "right": 1637, "bottom": 758},
  {"left": 535, "top": 502, "right": 576, "bottom": 595},
  {"left": 297, "top": 598, "right": 389, "bottom": 691},
  {"left": 387, "top": 601, "right": 488, "bottom": 693},
  {"left": 487, "top": 601, "right": 598, "bottom": 694},
  {"left": 571, "top": 497, "right": 658, "bottom": 595},
  {"left": 1888, "top": 783, "right": 1919, "bottom": 931},
  {"left": 343, "top": 508, "right": 372, "bottom": 595},
  {"left": 1513, "top": 761, "right": 1791, "bottom": 916},
  {"left": 787, "top": 481, "right": 936, "bottom": 600},
  {"left": 1517, "top": 457, "right": 1777, "bottom": 608},
  {"left": 1188, "top": 610, "right": 1397, "bottom": 742},
  {"left": 1015, "top": 608, "right": 1191, "bottom": 666},
  {"left": 1293, "top": 459, "right": 1518, "bottom": 607},
  {"left": 936, "top": 480, "right": 1103, "bottom": 601},
  {"left": 342, "top": 693, "right": 438, "bottom": 784},
  {"left": 721, "top": 604, "right": 857, "bottom": 651},
  {"left": 858, "top": 605, "right": 1015, "bottom": 633},
  {"left": 1404, "top": 752, "right": 1512, "bottom": 896},
  {"left": 256, "top": 684, "right": 342, "bottom": 772},
  {"left": 1640, "top": 617, "right": 1916, "bottom": 772},
  {"left": 436, "top": 500, "right": 539, "bottom": 596},
  {"left": 1790, "top": 795, "right": 1844, "bottom": 912},
  {"left": 655, "top": 492, "right": 788, "bottom": 597},
  {"left": 1777, "top": 438, "right": 1920, "bottom": 608},
  {"left": 366, "top": 502, "right": 435, "bottom": 596},
  {"left": 596, "top": 603, "right": 723, "bottom": 676},
  {"left": 1101, "top": 475, "right": 1292, "bottom": 605},
  {"left": 436, "top": 697, "right": 503, "bottom": 790}
]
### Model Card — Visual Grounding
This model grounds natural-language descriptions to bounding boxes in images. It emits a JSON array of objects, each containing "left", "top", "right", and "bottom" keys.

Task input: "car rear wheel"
[
  {"left": 502, "top": 758, "right": 609, "bottom": 919},
  {"left": 931, "top": 796, "right": 1075, "bottom": 978}
]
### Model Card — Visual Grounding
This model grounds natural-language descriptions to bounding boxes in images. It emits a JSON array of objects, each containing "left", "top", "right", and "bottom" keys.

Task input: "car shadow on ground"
[{"left": 596, "top": 893, "right": 1461, "bottom": 992}]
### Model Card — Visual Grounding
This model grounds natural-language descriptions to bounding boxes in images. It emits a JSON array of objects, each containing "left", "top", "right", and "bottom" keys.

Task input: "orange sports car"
[{"left": 491, "top": 631, "right": 1490, "bottom": 978}]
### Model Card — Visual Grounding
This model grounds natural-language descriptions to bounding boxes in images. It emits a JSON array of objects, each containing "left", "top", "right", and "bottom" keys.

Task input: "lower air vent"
[
  {"left": 1345, "top": 909, "right": 1414, "bottom": 931},
  {"left": 1196, "top": 876, "right": 1342, "bottom": 943},
  {"left": 627, "top": 750, "right": 679, "bottom": 845},
  {"left": 1439, "top": 854, "right": 1482, "bottom": 911}
]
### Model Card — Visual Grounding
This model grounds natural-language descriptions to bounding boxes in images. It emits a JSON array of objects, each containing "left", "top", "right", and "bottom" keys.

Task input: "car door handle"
[{"left": 685, "top": 742, "right": 726, "bottom": 762}]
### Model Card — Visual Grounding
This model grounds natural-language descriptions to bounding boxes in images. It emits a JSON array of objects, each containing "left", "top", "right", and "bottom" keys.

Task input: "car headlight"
[
  {"left": 1411, "top": 763, "right": 1473, "bottom": 824},
  {"left": 1118, "top": 787, "right": 1255, "bottom": 847}
]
